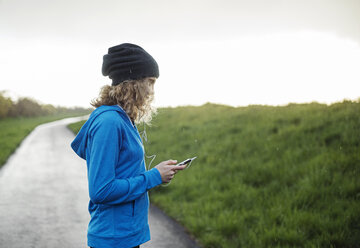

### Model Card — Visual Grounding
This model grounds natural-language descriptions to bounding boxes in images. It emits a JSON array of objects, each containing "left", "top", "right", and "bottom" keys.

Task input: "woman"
[{"left": 71, "top": 43, "right": 186, "bottom": 248}]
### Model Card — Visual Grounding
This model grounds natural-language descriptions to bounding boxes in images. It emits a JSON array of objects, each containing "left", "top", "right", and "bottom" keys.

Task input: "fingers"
[
  {"left": 165, "top": 165, "right": 177, "bottom": 183},
  {"left": 158, "top": 159, "right": 188, "bottom": 184},
  {"left": 164, "top": 173, "right": 174, "bottom": 183},
  {"left": 173, "top": 164, "right": 187, "bottom": 171},
  {"left": 164, "top": 160, "right": 177, "bottom": 165}
]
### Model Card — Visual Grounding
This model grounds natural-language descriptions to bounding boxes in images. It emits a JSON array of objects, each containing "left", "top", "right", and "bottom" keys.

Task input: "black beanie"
[{"left": 102, "top": 43, "right": 159, "bottom": 86}]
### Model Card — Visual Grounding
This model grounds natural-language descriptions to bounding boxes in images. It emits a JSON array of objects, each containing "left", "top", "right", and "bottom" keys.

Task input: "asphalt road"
[{"left": 0, "top": 117, "right": 199, "bottom": 248}]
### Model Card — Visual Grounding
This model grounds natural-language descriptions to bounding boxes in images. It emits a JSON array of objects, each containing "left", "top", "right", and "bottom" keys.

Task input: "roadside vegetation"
[
  {"left": 0, "top": 91, "right": 91, "bottom": 167},
  {"left": 68, "top": 100, "right": 360, "bottom": 248}
]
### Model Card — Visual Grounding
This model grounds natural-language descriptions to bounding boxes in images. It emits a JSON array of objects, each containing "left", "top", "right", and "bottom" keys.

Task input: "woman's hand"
[{"left": 155, "top": 160, "right": 187, "bottom": 183}]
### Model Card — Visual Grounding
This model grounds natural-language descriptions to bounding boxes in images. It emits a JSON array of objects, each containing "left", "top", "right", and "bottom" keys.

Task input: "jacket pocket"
[
  {"left": 134, "top": 193, "right": 149, "bottom": 215},
  {"left": 114, "top": 202, "right": 135, "bottom": 235},
  {"left": 117, "top": 201, "right": 134, "bottom": 217}
]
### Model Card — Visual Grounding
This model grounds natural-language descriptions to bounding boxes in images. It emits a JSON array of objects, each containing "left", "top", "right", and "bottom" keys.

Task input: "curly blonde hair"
[{"left": 91, "top": 77, "right": 157, "bottom": 124}]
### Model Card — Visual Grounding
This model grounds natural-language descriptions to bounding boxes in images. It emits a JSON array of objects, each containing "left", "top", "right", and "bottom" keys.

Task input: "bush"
[
  {"left": 0, "top": 90, "right": 92, "bottom": 118},
  {"left": 9, "top": 97, "right": 44, "bottom": 117},
  {"left": 0, "top": 92, "right": 13, "bottom": 119}
]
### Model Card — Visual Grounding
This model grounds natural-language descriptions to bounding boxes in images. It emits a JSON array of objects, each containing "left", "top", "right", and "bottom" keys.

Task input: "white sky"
[{"left": 0, "top": 0, "right": 359, "bottom": 108}]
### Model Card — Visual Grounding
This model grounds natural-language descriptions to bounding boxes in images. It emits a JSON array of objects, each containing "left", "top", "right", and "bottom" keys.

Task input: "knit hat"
[{"left": 102, "top": 43, "right": 159, "bottom": 86}]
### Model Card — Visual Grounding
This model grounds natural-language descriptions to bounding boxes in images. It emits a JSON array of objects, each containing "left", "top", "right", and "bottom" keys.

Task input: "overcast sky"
[{"left": 1, "top": 0, "right": 359, "bottom": 108}]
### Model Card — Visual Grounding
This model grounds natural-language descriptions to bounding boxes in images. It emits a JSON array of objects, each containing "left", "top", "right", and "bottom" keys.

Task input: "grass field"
[
  {"left": 0, "top": 113, "right": 90, "bottom": 167},
  {"left": 68, "top": 101, "right": 360, "bottom": 248}
]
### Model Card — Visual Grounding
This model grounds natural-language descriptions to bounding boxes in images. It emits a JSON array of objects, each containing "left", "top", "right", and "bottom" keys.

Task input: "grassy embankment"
[
  {"left": 0, "top": 113, "right": 90, "bottom": 167},
  {"left": 68, "top": 101, "right": 360, "bottom": 248}
]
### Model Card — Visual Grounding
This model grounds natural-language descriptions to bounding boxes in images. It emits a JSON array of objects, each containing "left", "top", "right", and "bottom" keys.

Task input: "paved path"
[{"left": 0, "top": 117, "right": 200, "bottom": 248}]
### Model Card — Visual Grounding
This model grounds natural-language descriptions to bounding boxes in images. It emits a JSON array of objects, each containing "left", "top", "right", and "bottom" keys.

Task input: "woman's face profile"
[{"left": 148, "top": 78, "right": 156, "bottom": 95}]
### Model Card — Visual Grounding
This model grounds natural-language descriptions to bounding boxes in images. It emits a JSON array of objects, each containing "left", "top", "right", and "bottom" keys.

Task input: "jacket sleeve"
[{"left": 87, "top": 116, "right": 162, "bottom": 205}]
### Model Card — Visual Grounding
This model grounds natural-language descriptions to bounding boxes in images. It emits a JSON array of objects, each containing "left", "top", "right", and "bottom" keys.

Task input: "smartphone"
[{"left": 176, "top": 157, "right": 197, "bottom": 166}]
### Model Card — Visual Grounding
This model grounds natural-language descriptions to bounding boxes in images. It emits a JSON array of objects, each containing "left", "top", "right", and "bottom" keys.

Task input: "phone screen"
[
  {"left": 179, "top": 159, "right": 192, "bottom": 165},
  {"left": 177, "top": 157, "right": 197, "bottom": 166}
]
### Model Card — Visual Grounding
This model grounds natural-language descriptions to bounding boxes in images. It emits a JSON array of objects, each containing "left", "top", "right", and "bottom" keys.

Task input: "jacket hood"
[{"left": 71, "top": 105, "right": 127, "bottom": 160}]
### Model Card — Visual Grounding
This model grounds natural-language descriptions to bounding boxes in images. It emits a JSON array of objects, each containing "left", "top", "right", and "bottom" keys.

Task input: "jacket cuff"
[{"left": 144, "top": 168, "right": 163, "bottom": 189}]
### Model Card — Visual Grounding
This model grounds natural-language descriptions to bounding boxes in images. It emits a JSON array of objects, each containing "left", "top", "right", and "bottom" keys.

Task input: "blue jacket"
[{"left": 71, "top": 105, "right": 162, "bottom": 248}]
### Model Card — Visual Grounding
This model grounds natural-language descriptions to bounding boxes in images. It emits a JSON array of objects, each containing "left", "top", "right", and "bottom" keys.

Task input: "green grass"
[
  {"left": 68, "top": 121, "right": 86, "bottom": 135},
  {"left": 0, "top": 113, "right": 90, "bottom": 167},
  {"left": 68, "top": 101, "right": 360, "bottom": 248}
]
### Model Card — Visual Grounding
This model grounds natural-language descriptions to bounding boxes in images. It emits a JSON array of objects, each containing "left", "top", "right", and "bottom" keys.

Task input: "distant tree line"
[{"left": 0, "top": 91, "right": 92, "bottom": 119}]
